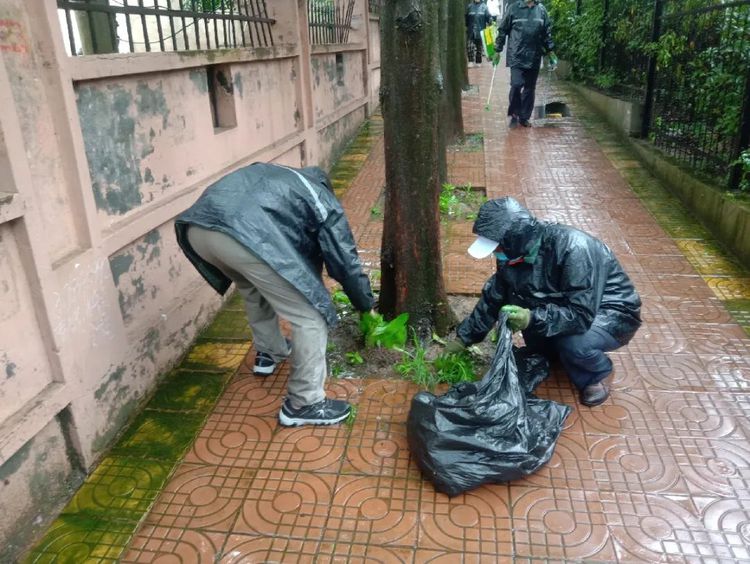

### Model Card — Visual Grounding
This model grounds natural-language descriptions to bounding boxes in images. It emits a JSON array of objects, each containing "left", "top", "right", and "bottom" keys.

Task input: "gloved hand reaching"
[
  {"left": 501, "top": 305, "right": 531, "bottom": 332},
  {"left": 444, "top": 339, "right": 466, "bottom": 355},
  {"left": 492, "top": 53, "right": 500, "bottom": 66}
]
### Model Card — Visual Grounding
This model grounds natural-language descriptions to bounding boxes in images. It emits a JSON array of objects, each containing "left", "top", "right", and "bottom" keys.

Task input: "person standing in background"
[
  {"left": 466, "top": 0, "right": 492, "bottom": 66},
  {"left": 493, "top": 0, "right": 556, "bottom": 127}
]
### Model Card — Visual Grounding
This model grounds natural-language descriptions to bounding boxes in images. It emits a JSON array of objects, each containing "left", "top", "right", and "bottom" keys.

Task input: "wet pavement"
[{"left": 25, "top": 64, "right": 750, "bottom": 563}]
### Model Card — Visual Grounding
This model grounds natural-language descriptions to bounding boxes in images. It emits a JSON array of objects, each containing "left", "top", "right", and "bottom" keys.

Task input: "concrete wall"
[{"left": 0, "top": 0, "right": 381, "bottom": 556}]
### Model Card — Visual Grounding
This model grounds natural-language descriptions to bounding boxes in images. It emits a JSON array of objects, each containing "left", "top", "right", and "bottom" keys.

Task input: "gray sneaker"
[{"left": 279, "top": 398, "right": 351, "bottom": 427}]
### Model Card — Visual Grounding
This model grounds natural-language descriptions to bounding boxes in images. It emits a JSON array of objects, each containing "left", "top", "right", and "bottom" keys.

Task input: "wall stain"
[
  {"left": 94, "top": 364, "right": 125, "bottom": 401},
  {"left": 92, "top": 397, "right": 138, "bottom": 454},
  {"left": 0, "top": 439, "right": 32, "bottom": 482},
  {"left": 77, "top": 86, "right": 143, "bottom": 215},
  {"left": 6, "top": 360, "right": 16, "bottom": 378},
  {"left": 234, "top": 72, "right": 244, "bottom": 98},
  {"left": 189, "top": 69, "right": 209, "bottom": 94},
  {"left": 136, "top": 82, "right": 170, "bottom": 129},
  {"left": 144, "top": 168, "right": 154, "bottom": 184},
  {"left": 109, "top": 253, "right": 134, "bottom": 286}
]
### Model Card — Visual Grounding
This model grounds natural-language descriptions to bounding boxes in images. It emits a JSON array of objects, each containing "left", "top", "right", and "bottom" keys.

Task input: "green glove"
[
  {"left": 444, "top": 339, "right": 466, "bottom": 355},
  {"left": 492, "top": 53, "right": 500, "bottom": 66},
  {"left": 501, "top": 305, "right": 531, "bottom": 332},
  {"left": 548, "top": 52, "right": 558, "bottom": 68}
]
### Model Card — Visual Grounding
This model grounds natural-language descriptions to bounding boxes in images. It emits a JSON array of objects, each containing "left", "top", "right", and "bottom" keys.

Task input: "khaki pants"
[{"left": 187, "top": 226, "right": 328, "bottom": 409}]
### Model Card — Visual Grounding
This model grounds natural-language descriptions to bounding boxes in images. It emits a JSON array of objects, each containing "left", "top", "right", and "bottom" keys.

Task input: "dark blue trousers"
[
  {"left": 508, "top": 66, "right": 540, "bottom": 121},
  {"left": 524, "top": 325, "right": 622, "bottom": 390}
]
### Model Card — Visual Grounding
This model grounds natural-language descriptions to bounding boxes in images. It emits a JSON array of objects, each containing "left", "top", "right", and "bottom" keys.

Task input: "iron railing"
[
  {"left": 368, "top": 0, "right": 382, "bottom": 15},
  {"left": 307, "top": 0, "right": 356, "bottom": 45},
  {"left": 57, "top": 0, "right": 275, "bottom": 56},
  {"left": 598, "top": 0, "right": 652, "bottom": 100},
  {"left": 644, "top": 0, "right": 750, "bottom": 187},
  {"left": 561, "top": 0, "right": 750, "bottom": 189}
]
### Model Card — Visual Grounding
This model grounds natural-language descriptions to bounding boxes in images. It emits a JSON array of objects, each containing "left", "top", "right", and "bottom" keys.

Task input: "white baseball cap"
[{"left": 467, "top": 235, "right": 500, "bottom": 259}]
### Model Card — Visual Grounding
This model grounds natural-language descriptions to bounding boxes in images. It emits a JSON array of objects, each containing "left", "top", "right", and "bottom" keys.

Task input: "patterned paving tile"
[
  {"left": 509, "top": 486, "right": 615, "bottom": 560},
  {"left": 183, "top": 412, "right": 274, "bottom": 467},
  {"left": 323, "top": 475, "right": 420, "bottom": 546},
  {"left": 122, "top": 526, "right": 226, "bottom": 563},
  {"left": 259, "top": 423, "right": 350, "bottom": 473},
  {"left": 342, "top": 418, "right": 420, "bottom": 479},
  {"left": 586, "top": 434, "right": 687, "bottom": 495},
  {"left": 234, "top": 470, "right": 336, "bottom": 540},
  {"left": 418, "top": 482, "right": 513, "bottom": 556},
  {"left": 143, "top": 464, "right": 249, "bottom": 531},
  {"left": 650, "top": 391, "right": 750, "bottom": 440},
  {"left": 219, "top": 535, "right": 320, "bottom": 563}
]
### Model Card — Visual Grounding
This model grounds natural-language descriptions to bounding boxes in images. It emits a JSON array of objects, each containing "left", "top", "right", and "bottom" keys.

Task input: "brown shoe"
[{"left": 580, "top": 381, "right": 609, "bottom": 407}]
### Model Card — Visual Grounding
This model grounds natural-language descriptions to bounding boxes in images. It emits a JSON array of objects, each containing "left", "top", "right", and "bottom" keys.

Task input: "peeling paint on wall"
[
  {"left": 109, "top": 254, "right": 134, "bottom": 286},
  {"left": 189, "top": 69, "right": 209, "bottom": 94},
  {"left": 109, "top": 228, "right": 167, "bottom": 323},
  {"left": 93, "top": 364, "right": 125, "bottom": 401},
  {"left": 92, "top": 397, "right": 138, "bottom": 454},
  {"left": 77, "top": 80, "right": 176, "bottom": 216},
  {"left": 233, "top": 73, "right": 244, "bottom": 98},
  {"left": 0, "top": 439, "right": 31, "bottom": 483},
  {"left": 136, "top": 82, "right": 170, "bottom": 129},
  {"left": 77, "top": 86, "right": 143, "bottom": 215}
]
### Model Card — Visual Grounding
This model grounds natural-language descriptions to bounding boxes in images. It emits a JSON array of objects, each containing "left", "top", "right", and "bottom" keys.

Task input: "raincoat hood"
[{"left": 473, "top": 197, "right": 541, "bottom": 259}]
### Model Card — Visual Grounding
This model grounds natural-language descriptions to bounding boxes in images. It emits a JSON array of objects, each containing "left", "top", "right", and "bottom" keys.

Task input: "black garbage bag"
[
  {"left": 407, "top": 318, "right": 571, "bottom": 496},
  {"left": 513, "top": 344, "right": 551, "bottom": 394}
]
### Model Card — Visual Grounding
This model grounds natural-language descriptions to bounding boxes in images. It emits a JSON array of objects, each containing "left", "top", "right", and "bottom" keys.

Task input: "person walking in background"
[
  {"left": 487, "top": 0, "right": 502, "bottom": 22},
  {"left": 445, "top": 197, "right": 642, "bottom": 407},
  {"left": 466, "top": 0, "right": 492, "bottom": 66},
  {"left": 493, "top": 0, "right": 556, "bottom": 127},
  {"left": 175, "top": 163, "right": 375, "bottom": 427}
]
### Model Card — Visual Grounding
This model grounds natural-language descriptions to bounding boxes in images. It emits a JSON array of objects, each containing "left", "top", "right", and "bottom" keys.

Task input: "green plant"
[
  {"left": 593, "top": 72, "right": 617, "bottom": 90},
  {"left": 331, "top": 362, "right": 344, "bottom": 378},
  {"left": 370, "top": 206, "right": 383, "bottom": 218},
  {"left": 345, "top": 351, "right": 364, "bottom": 365},
  {"left": 433, "top": 352, "right": 476, "bottom": 385},
  {"left": 396, "top": 332, "right": 435, "bottom": 390},
  {"left": 734, "top": 149, "right": 750, "bottom": 192},
  {"left": 326, "top": 342, "right": 337, "bottom": 352},
  {"left": 360, "top": 312, "right": 409, "bottom": 349},
  {"left": 439, "top": 183, "right": 460, "bottom": 216},
  {"left": 345, "top": 404, "right": 358, "bottom": 427},
  {"left": 332, "top": 290, "right": 351, "bottom": 306}
]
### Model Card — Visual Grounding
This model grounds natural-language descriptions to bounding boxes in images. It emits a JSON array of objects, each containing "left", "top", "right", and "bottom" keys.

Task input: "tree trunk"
[
  {"left": 379, "top": 0, "right": 454, "bottom": 337},
  {"left": 444, "top": 0, "right": 465, "bottom": 140}
]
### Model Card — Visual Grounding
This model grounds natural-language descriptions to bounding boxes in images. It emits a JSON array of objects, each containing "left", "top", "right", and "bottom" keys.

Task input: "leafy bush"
[
  {"left": 735, "top": 150, "right": 750, "bottom": 192},
  {"left": 359, "top": 311, "right": 409, "bottom": 349}
]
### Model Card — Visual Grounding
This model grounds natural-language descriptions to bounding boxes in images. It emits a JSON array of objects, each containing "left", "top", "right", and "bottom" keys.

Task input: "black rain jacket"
[
  {"left": 457, "top": 198, "right": 642, "bottom": 346},
  {"left": 466, "top": 2, "right": 492, "bottom": 41},
  {"left": 175, "top": 163, "right": 374, "bottom": 326},
  {"left": 495, "top": 0, "right": 554, "bottom": 69}
]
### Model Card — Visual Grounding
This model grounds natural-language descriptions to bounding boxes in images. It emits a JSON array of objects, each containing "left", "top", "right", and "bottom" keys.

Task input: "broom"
[{"left": 482, "top": 25, "right": 499, "bottom": 111}]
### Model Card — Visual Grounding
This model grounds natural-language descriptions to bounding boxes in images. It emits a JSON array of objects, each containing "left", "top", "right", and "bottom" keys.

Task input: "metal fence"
[
  {"left": 597, "top": 0, "right": 653, "bottom": 100},
  {"left": 560, "top": 0, "right": 750, "bottom": 189},
  {"left": 644, "top": 0, "right": 750, "bottom": 188},
  {"left": 307, "top": 0, "right": 356, "bottom": 45},
  {"left": 57, "top": 0, "right": 275, "bottom": 56}
]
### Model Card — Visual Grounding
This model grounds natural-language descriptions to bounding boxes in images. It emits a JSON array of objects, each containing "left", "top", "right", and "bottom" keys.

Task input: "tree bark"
[
  {"left": 444, "top": 0, "right": 466, "bottom": 140},
  {"left": 379, "top": 0, "right": 454, "bottom": 337}
]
